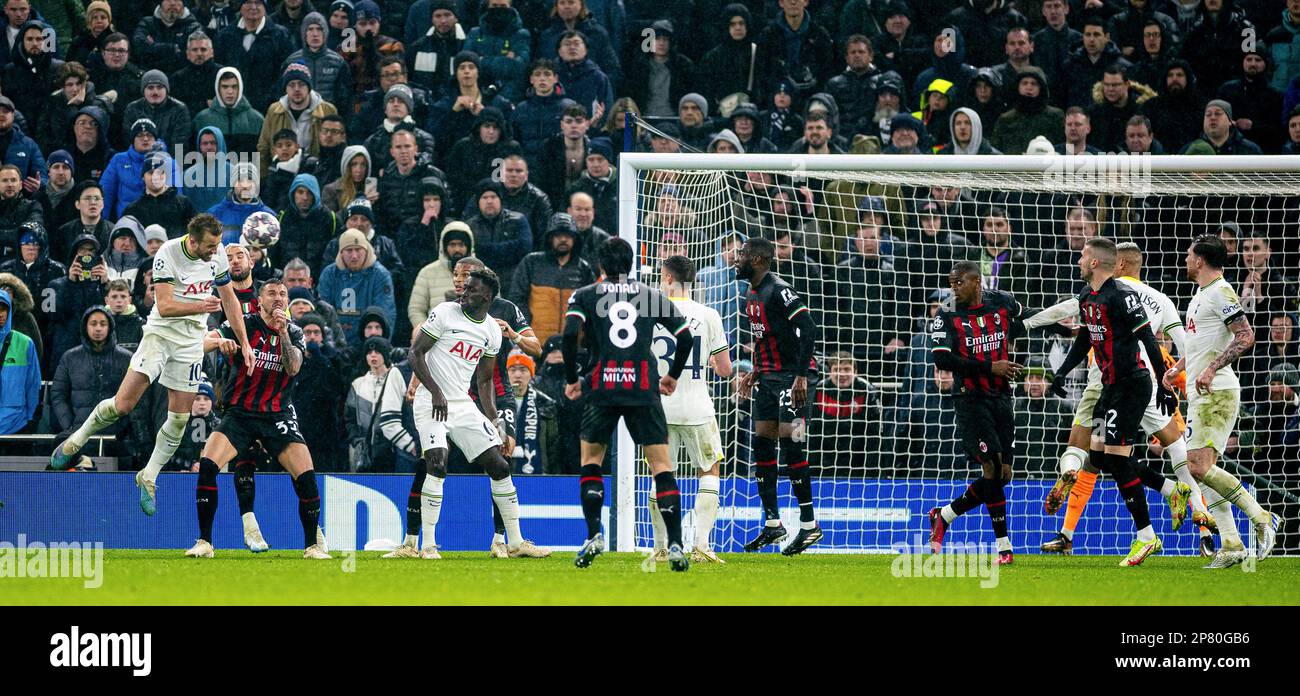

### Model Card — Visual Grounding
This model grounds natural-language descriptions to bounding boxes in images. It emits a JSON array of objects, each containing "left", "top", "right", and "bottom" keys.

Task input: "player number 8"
[{"left": 608, "top": 301, "right": 638, "bottom": 348}]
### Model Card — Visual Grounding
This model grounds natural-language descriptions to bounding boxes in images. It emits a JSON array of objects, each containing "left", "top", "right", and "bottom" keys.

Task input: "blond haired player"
[
  {"left": 1166, "top": 234, "right": 1280, "bottom": 568},
  {"left": 649, "top": 255, "right": 733, "bottom": 564},
  {"left": 51, "top": 214, "right": 254, "bottom": 515}
]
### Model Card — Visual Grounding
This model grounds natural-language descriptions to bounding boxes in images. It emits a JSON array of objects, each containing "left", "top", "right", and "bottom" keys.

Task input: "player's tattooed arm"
[
  {"left": 280, "top": 329, "right": 303, "bottom": 377},
  {"left": 1207, "top": 315, "right": 1255, "bottom": 372}
]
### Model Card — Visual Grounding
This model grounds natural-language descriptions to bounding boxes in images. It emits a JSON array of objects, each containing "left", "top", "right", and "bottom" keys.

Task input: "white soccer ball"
[{"left": 242, "top": 211, "right": 281, "bottom": 248}]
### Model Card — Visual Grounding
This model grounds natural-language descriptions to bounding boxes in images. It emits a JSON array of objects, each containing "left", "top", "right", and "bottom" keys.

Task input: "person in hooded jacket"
[
  {"left": 65, "top": 105, "right": 113, "bottom": 183},
  {"left": 912, "top": 25, "right": 976, "bottom": 111},
  {"left": 102, "top": 215, "right": 146, "bottom": 283},
  {"left": 281, "top": 10, "right": 353, "bottom": 109},
  {"left": 0, "top": 166, "right": 45, "bottom": 261},
  {"left": 132, "top": 0, "right": 204, "bottom": 73},
  {"left": 1107, "top": 0, "right": 1182, "bottom": 59},
  {"left": 262, "top": 127, "right": 319, "bottom": 211},
  {"left": 0, "top": 98, "right": 47, "bottom": 191},
  {"left": 942, "top": 0, "right": 1029, "bottom": 69},
  {"left": 35, "top": 62, "right": 112, "bottom": 155},
  {"left": 726, "top": 102, "right": 777, "bottom": 154},
  {"left": 1126, "top": 16, "right": 1177, "bottom": 90},
  {"left": 0, "top": 227, "right": 62, "bottom": 356},
  {"left": 0, "top": 286, "right": 40, "bottom": 435},
  {"left": 912, "top": 78, "right": 955, "bottom": 150},
  {"left": 208, "top": 162, "right": 276, "bottom": 243},
  {"left": 49, "top": 304, "right": 132, "bottom": 438},
  {"left": 362, "top": 83, "right": 437, "bottom": 172},
  {"left": 1219, "top": 49, "right": 1284, "bottom": 153},
  {"left": 695, "top": 4, "right": 758, "bottom": 110},
  {"left": 937, "top": 105, "right": 1000, "bottom": 153},
  {"left": 214, "top": 0, "right": 296, "bottom": 112},
  {"left": 45, "top": 233, "right": 107, "bottom": 375},
  {"left": 406, "top": 218, "right": 468, "bottom": 338},
  {"left": 1184, "top": 0, "right": 1253, "bottom": 95},
  {"left": 961, "top": 68, "right": 1006, "bottom": 135},
  {"left": 624, "top": 19, "right": 692, "bottom": 118},
  {"left": 3, "top": 20, "right": 65, "bottom": 130},
  {"left": 463, "top": 0, "right": 531, "bottom": 102},
  {"left": 0, "top": 270, "right": 41, "bottom": 360},
  {"left": 991, "top": 66, "right": 1066, "bottom": 154},
  {"left": 1268, "top": 0, "right": 1300, "bottom": 91},
  {"left": 121, "top": 69, "right": 192, "bottom": 155},
  {"left": 121, "top": 153, "right": 194, "bottom": 238},
  {"left": 184, "top": 126, "right": 231, "bottom": 213},
  {"left": 507, "top": 212, "right": 594, "bottom": 344},
  {"left": 193, "top": 66, "right": 265, "bottom": 156},
  {"left": 291, "top": 311, "right": 347, "bottom": 470},
  {"left": 273, "top": 172, "right": 337, "bottom": 271},
  {"left": 322, "top": 143, "right": 371, "bottom": 212},
  {"left": 1138, "top": 58, "right": 1206, "bottom": 152},
  {"left": 169, "top": 29, "right": 224, "bottom": 118},
  {"left": 445, "top": 106, "right": 521, "bottom": 207}
]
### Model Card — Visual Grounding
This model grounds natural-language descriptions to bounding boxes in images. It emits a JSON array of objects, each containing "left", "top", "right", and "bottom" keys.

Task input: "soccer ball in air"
[{"left": 241, "top": 211, "right": 281, "bottom": 248}]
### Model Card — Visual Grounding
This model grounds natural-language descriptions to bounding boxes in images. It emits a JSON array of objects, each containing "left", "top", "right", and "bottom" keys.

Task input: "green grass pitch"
[{"left": 7, "top": 551, "right": 1300, "bottom": 605}]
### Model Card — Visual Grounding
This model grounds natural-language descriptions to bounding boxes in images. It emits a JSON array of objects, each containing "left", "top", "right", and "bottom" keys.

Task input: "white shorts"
[
  {"left": 1186, "top": 388, "right": 1240, "bottom": 454},
  {"left": 129, "top": 332, "right": 203, "bottom": 393},
  {"left": 1073, "top": 372, "right": 1173, "bottom": 437},
  {"left": 412, "top": 388, "right": 502, "bottom": 462},
  {"left": 1071, "top": 377, "right": 1103, "bottom": 428},
  {"left": 667, "top": 421, "right": 724, "bottom": 472}
]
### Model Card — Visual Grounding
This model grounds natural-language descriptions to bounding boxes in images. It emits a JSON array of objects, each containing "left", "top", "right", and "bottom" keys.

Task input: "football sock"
[
  {"left": 781, "top": 438, "right": 815, "bottom": 525},
  {"left": 490, "top": 476, "right": 523, "bottom": 550},
  {"left": 1061, "top": 469, "right": 1098, "bottom": 540},
  {"left": 196, "top": 457, "right": 218, "bottom": 542},
  {"left": 648, "top": 481, "right": 668, "bottom": 550},
  {"left": 1059, "top": 445, "right": 1088, "bottom": 475},
  {"left": 943, "top": 482, "right": 982, "bottom": 523},
  {"left": 1203, "top": 486, "right": 1242, "bottom": 550},
  {"left": 65, "top": 398, "right": 119, "bottom": 452},
  {"left": 653, "top": 471, "right": 683, "bottom": 547},
  {"left": 696, "top": 474, "right": 721, "bottom": 551},
  {"left": 421, "top": 475, "right": 444, "bottom": 549},
  {"left": 1135, "top": 460, "right": 1176, "bottom": 498},
  {"left": 293, "top": 470, "right": 321, "bottom": 548},
  {"left": 1110, "top": 453, "right": 1153, "bottom": 535},
  {"left": 492, "top": 499, "right": 506, "bottom": 536},
  {"left": 1201, "top": 465, "right": 1269, "bottom": 526},
  {"left": 404, "top": 468, "right": 427, "bottom": 537},
  {"left": 234, "top": 461, "right": 256, "bottom": 516},
  {"left": 1167, "top": 439, "right": 1209, "bottom": 518},
  {"left": 754, "top": 436, "right": 779, "bottom": 524},
  {"left": 979, "top": 477, "right": 1009, "bottom": 548},
  {"left": 142, "top": 411, "right": 190, "bottom": 480},
  {"left": 1087, "top": 448, "right": 1109, "bottom": 473},
  {"left": 579, "top": 464, "right": 603, "bottom": 538}
]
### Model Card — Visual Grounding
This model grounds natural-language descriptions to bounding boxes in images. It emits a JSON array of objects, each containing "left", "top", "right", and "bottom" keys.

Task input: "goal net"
[{"left": 615, "top": 151, "right": 1300, "bottom": 557}]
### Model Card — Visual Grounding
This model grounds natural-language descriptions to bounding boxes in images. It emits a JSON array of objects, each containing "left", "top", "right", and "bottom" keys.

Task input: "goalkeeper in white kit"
[{"left": 648, "top": 256, "right": 734, "bottom": 563}]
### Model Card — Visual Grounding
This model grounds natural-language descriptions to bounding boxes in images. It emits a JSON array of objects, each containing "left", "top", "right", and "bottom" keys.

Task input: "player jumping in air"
[
  {"left": 1035, "top": 242, "right": 1207, "bottom": 555},
  {"left": 1166, "top": 234, "right": 1280, "bottom": 568},
  {"left": 649, "top": 255, "right": 733, "bottom": 564},
  {"left": 1048, "top": 237, "right": 1181, "bottom": 567},
  {"left": 562, "top": 238, "right": 696, "bottom": 571},
  {"left": 927, "top": 261, "right": 1027, "bottom": 565},
  {"left": 50, "top": 214, "right": 254, "bottom": 514},
  {"left": 734, "top": 237, "right": 823, "bottom": 555},
  {"left": 185, "top": 279, "right": 329, "bottom": 559},
  {"left": 388, "top": 268, "right": 546, "bottom": 559}
]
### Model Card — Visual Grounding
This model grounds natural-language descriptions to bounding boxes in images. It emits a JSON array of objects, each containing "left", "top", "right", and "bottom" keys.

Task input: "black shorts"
[
  {"left": 218, "top": 408, "right": 305, "bottom": 459},
  {"left": 953, "top": 395, "right": 1015, "bottom": 463},
  {"left": 1096, "top": 374, "right": 1151, "bottom": 447},
  {"left": 581, "top": 402, "right": 668, "bottom": 446},
  {"left": 752, "top": 372, "right": 816, "bottom": 424}
]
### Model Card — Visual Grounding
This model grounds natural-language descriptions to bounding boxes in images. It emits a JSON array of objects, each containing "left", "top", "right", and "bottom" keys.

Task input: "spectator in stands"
[
  {"left": 1244, "top": 313, "right": 1300, "bottom": 401},
  {"left": 86, "top": 33, "right": 143, "bottom": 149},
  {"left": 170, "top": 30, "right": 222, "bottom": 118},
  {"left": 555, "top": 29, "right": 612, "bottom": 121},
  {"left": 903, "top": 200, "right": 973, "bottom": 306},
  {"left": 1127, "top": 17, "right": 1175, "bottom": 91},
  {"left": 101, "top": 119, "right": 168, "bottom": 219},
  {"left": 697, "top": 4, "right": 757, "bottom": 110},
  {"left": 321, "top": 200, "right": 404, "bottom": 282},
  {"left": 193, "top": 67, "right": 264, "bottom": 156},
  {"left": 465, "top": 179, "right": 531, "bottom": 288},
  {"left": 181, "top": 127, "right": 228, "bottom": 214},
  {"left": 355, "top": 57, "right": 433, "bottom": 140},
  {"left": 991, "top": 67, "right": 1065, "bottom": 155},
  {"left": 323, "top": 144, "right": 371, "bottom": 213},
  {"left": 813, "top": 351, "right": 881, "bottom": 474},
  {"left": 873, "top": 2, "right": 928, "bottom": 89},
  {"left": 270, "top": 0, "right": 314, "bottom": 38},
  {"left": 913, "top": 79, "right": 954, "bottom": 149},
  {"left": 407, "top": 219, "right": 469, "bottom": 340},
  {"left": 282, "top": 11, "right": 353, "bottom": 110},
  {"left": 49, "top": 304, "right": 131, "bottom": 439},
  {"left": 989, "top": 27, "right": 1035, "bottom": 105},
  {"left": 293, "top": 311, "right": 346, "bottom": 470},
  {"left": 394, "top": 175, "right": 447, "bottom": 292},
  {"left": 341, "top": 1, "right": 404, "bottom": 98},
  {"left": 35, "top": 63, "right": 108, "bottom": 156},
  {"left": 164, "top": 381, "right": 218, "bottom": 472},
  {"left": 533, "top": 334, "right": 580, "bottom": 473},
  {"left": 363, "top": 84, "right": 437, "bottom": 173},
  {"left": 697, "top": 231, "right": 747, "bottom": 342},
  {"left": 1250, "top": 362, "right": 1300, "bottom": 466},
  {"left": 978, "top": 206, "right": 1037, "bottom": 303},
  {"left": 508, "top": 212, "right": 594, "bottom": 343},
  {"left": 939, "top": 107, "right": 999, "bottom": 154},
  {"left": 427, "top": 51, "right": 513, "bottom": 161},
  {"left": 67, "top": 1, "right": 114, "bottom": 67},
  {"left": 0, "top": 270, "right": 38, "bottom": 355},
  {"left": 273, "top": 173, "right": 336, "bottom": 273},
  {"left": 1061, "top": 16, "right": 1130, "bottom": 109},
  {"left": 1236, "top": 233, "right": 1298, "bottom": 322},
  {"left": 793, "top": 111, "right": 845, "bottom": 155},
  {"left": 67, "top": 106, "right": 113, "bottom": 184},
  {"left": 1268, "top": 0, "right": 1300, "bottom": 91},
  {"left": 773, "top": 224, "right": 824, "bottom": 325},
  {"left": 1056, "top": 107, "right": 1101, "bottom": 154},
  {"left": 533, "top": 102, "right": 586, "bottom": 205},
  {"left": 834, "top": 208, "right": 905, "bottom": 371},
  {"left": 883, "top": 112, "right": 925, "bottom": 154},
  {"left": 313, "top": 114, "right": 348, "bottom": 183},
  {"left": 0, "top": 228, "right": 60, "bottom": 362},
  {"left": 54, "top": 180, "right": 109, "bottom": 265},
  {"left": 1139, "top": 60, "right": 1205, "bottom": 153},
  {"left": 948, "top": 0, "right": 1030, "bottom": 69},
  {"left": 103, "top": 278, "right": 142, "bottom": 349},
  {"left": 46, "top": 233, "right": 107, "bottom": 375},
  {"left": 406, "top": 0, "right": 464, "bottom": 96},
  {"left": 214, "top": 0, "right": 296, "bottom": 112},
  {"left": 121, "top": 70, "right": 192, "bottom": 154},
  {"left": 625, "top": 19, "right": 689, "bottom": 119},
  {"left": 563, "top": 134, "right": 617, "bottom": 232},
  {"left": 505, "top": 350, "right": 554, "bottom": 474},
  {"left": 465, "top": 154, "right": 551, "bottom": 250},
  {"left": 1014, "top": 361, "right": 1074, "bottom": 475},
  {"left": 3, "top": 19, "right": 64, "bottom": 132},
  {"left": 134, "top": 0, "right": 203, "bottom": 74},
  {"left": 35, "top": 151, "right": 78, "bottom": 233},
  {"left": 1181, "top": 99, "right": 1263, "bottom": 153},
  {"left": 894, "top": 367, "right": 959, "bottom": 474},
  {"left": 1087, "top": 65, "right": 1154, "bottom": 152},
  {"left": 0, "top": 165, "right": 45, "bottom": 260},
  {"left": 513, "top": 59, "right": 575, "bottom": 174},
  {"left": 284, "top": 261, "right": 348, "bottom": 348},
  {"left": 538, "top": 0, "right": 620, "bottom": 89},
  {"left": 912, "top": 26, "right": 976, "bottom": 111},
  {"left": 345, "top": 335, "right": 394, "bottom": 470},
  {"left": 860, "top": 73, "right": 902, "bottom": 145},
  {"left": 0, "top": 286, "right": 40, "bottom": 434},
  {"left": 756, "top": 0, "right": 834, "bottom": 105},
  {"left": 324, "top": 0, "right": 354, "bottom": 50},
  {"left": 0, "top": 95, "right": 46, "bottom": 192},
  {"left": 318, "top": 227, "right": 396, "bottom": 347},
  {"left": 209, "top": 163, "right": 274, "bottom": 243},
  {"left": 1185, "top": 0, "right": 1253, "bottom": 96},
  {"left": 258, "top": 62, "right": 338, "bottom": 176},
  {"left": 1122, "top": 113, "right": 1165, "bottom": 152},
  {"left": 103, "top": 216, "right": 145, "bottom": 284},
  {"left": 675, "top": 93, "right": 713, "bottom": 151},
  {"left": 1108, "top": 0, "right": 1181, "bottom": 60},
  {"left": 1217, "top": 50, "right": 1284, "bottom": 153},
  {"left": 376, "top": 129, "right": 446, "bottom": 234},
  {"left": 462, "top": 0, "right": 530, "bottom": 103},
  {"left": 727, "top": 102, "right": 777, "bottom": 155},
  {"left": 122, "top": 154, "right": 196, "bottom": 239},
  {"left": 262, "top": 129, "right": 317, "bottom": 213},
  {"left": 566, "top": 190, "right": 608, "bottom": 270}
]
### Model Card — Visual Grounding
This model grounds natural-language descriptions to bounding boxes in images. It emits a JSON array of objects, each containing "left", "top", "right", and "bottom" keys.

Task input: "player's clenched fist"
[{"left": 659, "top": 375, "right": 677, "bottom": 396}]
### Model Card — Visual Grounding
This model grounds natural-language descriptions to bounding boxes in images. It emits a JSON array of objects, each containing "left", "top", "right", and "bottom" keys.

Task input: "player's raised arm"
[
  {"left": 1047, "top": 326, "right": 1091, "bottom": 397},
  {"left": 216, "top": 281, "right": 255, "bottom": 375},
  {"left": 202, "top": 328, "right": 237, "bottom": 356}
]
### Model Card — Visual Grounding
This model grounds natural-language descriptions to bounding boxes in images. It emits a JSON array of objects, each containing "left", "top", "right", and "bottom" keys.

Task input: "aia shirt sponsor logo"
[
  {"left": 449, "top": 340, "right": 484, "bottom": 362},
  {"left": 185, "top": 280, "right": 212, "bottom": 295}
]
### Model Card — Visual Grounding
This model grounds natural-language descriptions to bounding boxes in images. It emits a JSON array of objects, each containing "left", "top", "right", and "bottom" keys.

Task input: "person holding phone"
[{"left": 44, "top": 234, "right": 110, "bottom": 376}]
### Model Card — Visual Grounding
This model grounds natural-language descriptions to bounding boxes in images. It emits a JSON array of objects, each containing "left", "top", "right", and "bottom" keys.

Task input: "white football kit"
[
  {"left": 129, "top": 235, "right": 230, "bottom": 393},
  {"left": 654, "top": 297, "right": 729, "bottom": 471},
  {"left": 412, "top": 301, "right": 504, "bottom": 461},
  {"left": 1183, "top": 276, "right": 1245, "bottom": 453}
]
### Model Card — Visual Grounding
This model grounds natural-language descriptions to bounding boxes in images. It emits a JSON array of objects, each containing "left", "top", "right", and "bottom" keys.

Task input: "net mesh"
[{"left": 627, "top": 156, "right": 1300, "bottom": 556}]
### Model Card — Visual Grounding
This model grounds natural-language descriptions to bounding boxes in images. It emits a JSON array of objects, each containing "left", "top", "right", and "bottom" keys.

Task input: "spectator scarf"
[{"left": 511, "top": 386, "right": 544, "bottom": 474}]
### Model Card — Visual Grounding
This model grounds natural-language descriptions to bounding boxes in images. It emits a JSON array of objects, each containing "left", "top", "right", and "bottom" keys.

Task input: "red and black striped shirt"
[
  {"left": 930, "top": 289, "right": 1024, "bottom": 396},
  {"left": 745, "top": 272, "right": 817, "bottom": 376},
  {"left": 219, "top": 312, "right": 305, "bottom": 414},
  {"left": 1078, "top": 278, "right": 1151, "bottom": 385}
]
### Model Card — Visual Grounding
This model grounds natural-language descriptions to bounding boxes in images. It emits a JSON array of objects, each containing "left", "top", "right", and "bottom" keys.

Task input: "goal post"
[{"left": 614, "top": 152, "right": 1300, "bottom": 555}]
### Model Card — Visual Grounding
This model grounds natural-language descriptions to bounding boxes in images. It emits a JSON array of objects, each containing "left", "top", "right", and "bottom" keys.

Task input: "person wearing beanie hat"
[
  {"left": 461, "top": 0, "right": 531, "bottom": 102},
  {"left": 120, "top": 67, "right": 191, "bottom": 154},
  {"left": 287, "top": 285, "right": 317, "bottom": 320},
  {"left": 318, "top": 226, "right": 396, "bottom": 347},
  {"left": 213, "top": 0, "right": 297, "bottom": 114},
  {"left": 340, "top": 0, "right": 404, "bottom": 97},
  {"left": 280, "top": 10, "right": 354, "bottom": 109},
  {"left": 256, "top": 59, "right": 340, "bottom": 175},
  {"left": 989, "top": 67, "right": 1064, "bottom": 154},
  {"left": 406, "top": 0, "right": 465, "bottom": 92},
  {"left": 405, "top": 220, "right": 471, "bottom": 336},
  {"left": 36, "top": 149, "right": 79, "bottom": 232},
  {"left": 586, "top": 135, "right": 613, "bottom": 163},
  {"left": 504, "top": 348, "right": 554, "bottom": 475},
  {"left": 463, "top": 177, "right": 532, "bottom": 286},
  {"left": 209, "top": 161, "right": 277, "bottom": 244},
  {"left": 676, "top": 92, "right": 713, "bottom": 150},
  {"left": 143, "top": 224, "right": 168, "bottom": 251},
  {"left": 121, "top": 151, "right": 198, "bottom": 240},
  {"left": 506, "top": 210, "right": 595, "bottom": 343},
  {"left": 1181, "top": 98, "right": 1263, "bottom": 155},
  {"left": 67, "top": 2, "right": 115, "bottom": 68},
  {"left": 360, "top": 83, "right": 437, "bottom": 172},
  {"left": 133, "top": 1, "right": 203, "bottom": 75},
  {"left": 344, "top": 331, "right": 394, "bottom": 471}
]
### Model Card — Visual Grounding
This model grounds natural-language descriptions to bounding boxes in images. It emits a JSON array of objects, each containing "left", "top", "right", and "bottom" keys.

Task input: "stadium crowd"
[{"left": 0, "top": 0, "right": 1296, "bottom": 493}]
